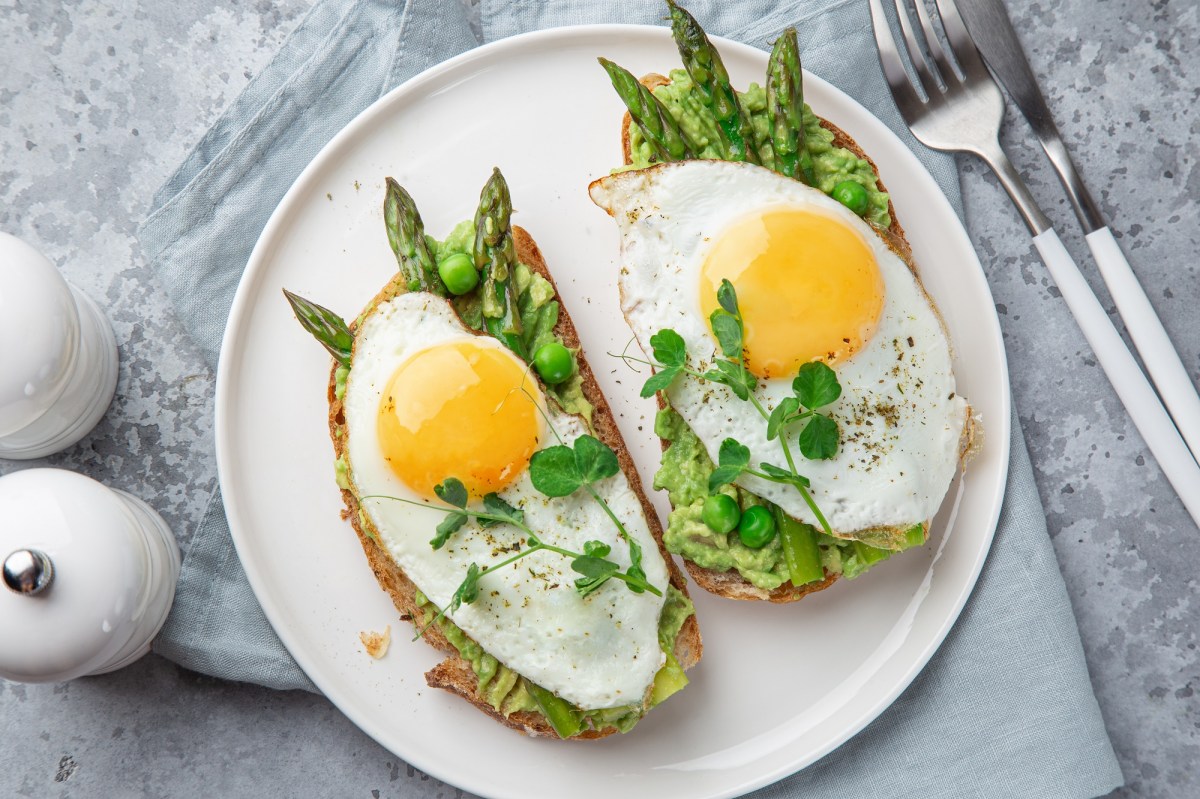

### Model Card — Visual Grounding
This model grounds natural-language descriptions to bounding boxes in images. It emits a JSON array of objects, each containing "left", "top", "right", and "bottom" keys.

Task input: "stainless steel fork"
[{"left": 869, "top": 0, "right": 1200, "bottom": 528}]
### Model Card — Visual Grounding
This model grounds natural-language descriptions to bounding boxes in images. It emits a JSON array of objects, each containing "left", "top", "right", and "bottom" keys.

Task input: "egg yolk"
[
  {"left": 376, "top": 340, "right": 541, "bottom": 500},
  {"left": 700, "top": 208, "right": 884, "bottom": 378}
]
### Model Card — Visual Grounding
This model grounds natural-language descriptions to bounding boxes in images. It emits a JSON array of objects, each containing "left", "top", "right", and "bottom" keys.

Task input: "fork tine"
[
  {"left": 933, "top": 0, "right": 994, "bottom": 83},
  {"left": 892, "top": 0, "right": 945, "bottom": 99},
  {"left": 911, "top": 0, "right": 961, "bottom": 86},
  {"left": 868, "top": 0, "right": 927, "bottom": 119}
]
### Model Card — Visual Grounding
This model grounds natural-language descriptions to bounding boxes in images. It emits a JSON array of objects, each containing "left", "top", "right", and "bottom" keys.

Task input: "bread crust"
[
  {"left": 327, "top": 225, "right": 701, "bottom": 739},
  {"left": 618, "top": 73, "right": 974, "bottom": 603}
]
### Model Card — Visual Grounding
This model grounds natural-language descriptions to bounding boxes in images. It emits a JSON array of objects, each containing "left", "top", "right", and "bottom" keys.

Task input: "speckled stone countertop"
[{"left": 1, "top": 1, "right": 1196, "bottom": 797}]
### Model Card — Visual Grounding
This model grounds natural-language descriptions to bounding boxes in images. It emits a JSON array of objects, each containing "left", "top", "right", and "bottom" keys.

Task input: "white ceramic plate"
[{"left": 216, "top": 24, "right": 1010, "bottom": 799}]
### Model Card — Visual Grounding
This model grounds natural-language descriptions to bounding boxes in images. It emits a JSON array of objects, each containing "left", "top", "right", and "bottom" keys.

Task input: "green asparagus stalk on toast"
[
  {"left": 283, "top": 289, "right": 354, "bottom": 368},
  {"left": 766, "top": 27, "right": 815, "bottom": 185},
  {"left": 383, "top": 178, "right": 445, "bottom": 295},
  {"left": 599, "top": 57, "right": 697, "bottom": 163},
  {"left": 666, "top": 0, "right": 760, "bottom": 164},
  {"left": 473, "top": 168, "right": 526, "bottom": 359},
  {"left": 774, "top": 506, "right": 824, "bottom": 587}
]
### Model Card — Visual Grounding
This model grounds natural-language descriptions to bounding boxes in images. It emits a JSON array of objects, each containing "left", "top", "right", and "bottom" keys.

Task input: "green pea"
[
  {"left": 738, "top": 505, "right": 776, "bottom": 549},
  {"left": 437, "top": 252, "right": 479, "bottom": 296},
  {"left": 701, "top": 494, "right": 741, "bottom": 534},
  {"left": 831, "top": 180, "right": 870, "bottom": 216},
  {"left": 533, "top": 342, "right": 574, "bottom": 385}
]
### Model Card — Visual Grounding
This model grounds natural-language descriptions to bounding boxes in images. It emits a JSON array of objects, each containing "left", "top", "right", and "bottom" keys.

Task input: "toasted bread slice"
[
  {"left": 327, "top": 225, "right": 702, "bottom": 738},
  {"left": 620, "top": 74, "right": 976, "bottom": 603}
]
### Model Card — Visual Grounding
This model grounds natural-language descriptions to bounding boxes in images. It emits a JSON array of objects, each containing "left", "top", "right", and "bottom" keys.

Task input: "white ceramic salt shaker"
[
  {"left": 0, "top": 232, "right": 119, "bottom": 459},
  {"left": 0, "top": 468, "right": 180, "bottom": 683}
]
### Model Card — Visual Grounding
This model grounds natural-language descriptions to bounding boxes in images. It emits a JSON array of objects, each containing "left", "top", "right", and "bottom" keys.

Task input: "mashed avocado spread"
[
  {"left": 414, "top": 586, "right": 694, "bottom": 736},
  {"left": 627, "top": 69, "right": 891, "bottom": 229},
  {"left": 654, "top": 406, "right": 918, "bottom": 590}
]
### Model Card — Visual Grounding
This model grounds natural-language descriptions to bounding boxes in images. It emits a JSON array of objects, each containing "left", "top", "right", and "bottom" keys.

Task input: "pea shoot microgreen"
[
  {"left": 427, "top": 478, "right": 526, "bottom": 550},
  {"left": 612, "top": 279, "right": 841, "bottom": 534},
  {"left": 528, "top": 434, "right": 649, "bottom": 592},
  {"left": 361, "top": 463, "right": 662, "bottom": 641}
]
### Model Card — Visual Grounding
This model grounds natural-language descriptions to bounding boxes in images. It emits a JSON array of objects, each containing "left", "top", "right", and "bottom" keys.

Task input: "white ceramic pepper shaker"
[
  {"left": 0, "top": 232, "right": 119, "bottom": 459},
  {"left": 0, "top": 468, "right": 180, "bottom": 683}
]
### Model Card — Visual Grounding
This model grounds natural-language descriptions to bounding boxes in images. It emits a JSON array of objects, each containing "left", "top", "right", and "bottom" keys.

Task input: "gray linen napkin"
[{"left": 138, "top": 0, "right": 1124, "bottom": 795}]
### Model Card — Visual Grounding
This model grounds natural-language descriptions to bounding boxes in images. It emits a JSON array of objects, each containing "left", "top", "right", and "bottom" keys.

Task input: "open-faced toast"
[{"left": 596, "top": 10, "right": 978, "bottom": 602}]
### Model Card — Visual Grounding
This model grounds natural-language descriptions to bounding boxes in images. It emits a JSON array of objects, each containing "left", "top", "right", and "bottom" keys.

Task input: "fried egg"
[
  {"left": 343, "top": 292, "right": 668, "bottom": 709},
  {"left": 590, "top": 160, "right": 970, "bottom": 538}
]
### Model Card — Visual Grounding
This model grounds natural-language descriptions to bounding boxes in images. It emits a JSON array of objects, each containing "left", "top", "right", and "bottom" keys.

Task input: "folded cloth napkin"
[{"left": 138, "top": 0, "right": 1124, "bottom": 796}]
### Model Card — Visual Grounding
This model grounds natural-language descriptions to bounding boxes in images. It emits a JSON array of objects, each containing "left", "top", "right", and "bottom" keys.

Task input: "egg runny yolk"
[
  {"left": 376, "top": 340, "right": 541, "bottom": 500},
  {"left": 700, "top": 208, "right": 884, "bottom": 378}
]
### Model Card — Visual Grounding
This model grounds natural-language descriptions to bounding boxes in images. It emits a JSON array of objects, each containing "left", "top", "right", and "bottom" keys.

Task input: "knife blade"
[
  {"left": 952, "top": 0, "right": 1105, "bottom": 231},
  {"left": 951, "top": 0, "right": 1200, "bottom": 465}
]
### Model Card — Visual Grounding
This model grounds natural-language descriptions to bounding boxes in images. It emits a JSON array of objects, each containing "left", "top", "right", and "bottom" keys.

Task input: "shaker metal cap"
[
  {"left": 0, "top": 468, "right": 148, "bottom": 683},
  {"left": 0, "top": 232, "right": 80, "bottom": 438},
  {"left": 3, "top": 548, "right": 55, "bottom": 595}
]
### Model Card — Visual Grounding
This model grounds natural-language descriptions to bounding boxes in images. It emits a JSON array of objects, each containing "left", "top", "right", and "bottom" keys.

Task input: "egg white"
[
  {"left": 590, "top": 160, "right": 969, "bottom": 535},
  {"left": 343, "top": 292, "right": 668, "bottom": 710}
]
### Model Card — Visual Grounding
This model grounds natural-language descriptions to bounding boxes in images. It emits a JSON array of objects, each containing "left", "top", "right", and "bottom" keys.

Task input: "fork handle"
[
  {"left": 1033, "top": 228, "right": 1200, "bottom": 528},
  {"left": 1085, "top": 226, "right": 1200, "bottom": 459}
]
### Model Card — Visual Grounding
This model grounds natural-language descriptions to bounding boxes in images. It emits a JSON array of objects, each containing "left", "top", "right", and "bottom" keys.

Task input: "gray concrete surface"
[{"left": 1, "top": 0, "right": 1196, "bottom": 796}]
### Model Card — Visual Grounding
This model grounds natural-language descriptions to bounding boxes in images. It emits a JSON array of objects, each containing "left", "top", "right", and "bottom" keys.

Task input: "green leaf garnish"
[
  {"left": 650, "top": 328, "right": 688, "bottom": 367},
  {"left": 626, "top": 564, "right": 648, "bottom": 594},
  {"left": 455, "top": 562, "right": 482, "bottom": 606},
  {"left": 702, "top": 359, "right": 755, "bottom": 400},
  {"left": 798, "top": 413, "right": 839, "bottom": 460},
  {"left": 430, "top": 513, "right": 467, "bottom": 550},
  {"left": 479, "top": 493, "right": 524, "bottom": 528},
  {"left": 528, "top": 436, "right": 620, "bottom": 497},
  {"left": 708, "top": 309, "right": 743, "bottom": 359},
  {"left": 625, "top": 537, "right": 647, "bottom": 594},
  {"left": 573, "top": 434, "right": 620, "bottom": 483},
  {"left": 793, "top": 361, "right": 841, "bottom": 409},
  {"left": 434, "top": 478, "right": 468, "bottom": 508},
  {"left": 640, "top": 369, "right": 679, "bottom": 398},
  {"left": 428, "top": 478, "right": 471, "bottom": 548},
  {"left": 529, "top": 445, "right": 580, "bottom": 497},
  {"left": 767, "top": 397, "right": 801, "bottom": 441},
  {"left": 637, "top": 329, "right": 689, "bottom": 398},
  {"left": 758, "top": 462, "right": 810, "bottom": 489},
  {"left": 716, "top": 278, "right": 739, "bottom": 315},
  {"left": 708, "top": 437, "right": 751, "bottom": 491},
  {"left": 582, "top": 540, "right": 612, "bottom": 558},
  {"left": 571, "top": 554, "right": 620, "bottom": 597}
]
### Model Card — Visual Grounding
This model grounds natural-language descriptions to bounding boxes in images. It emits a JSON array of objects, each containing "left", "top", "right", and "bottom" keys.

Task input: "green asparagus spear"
[
  {"left": 383, "top": 178, "right": 445, "bottom": 295},
  {"left": 853, "top": 540, "right": 893, "bottom": 567},
  {"left": 473, "top": 168, "right": 525, "bottom": 359},
  {"left": 903, "top": 523, "right": 926, "bottom": 548},
  {"left": 282, "top": 289, "right": 354, "bottom": 367},
  {"left": 766, "top": 27, "right": 815, "bottom": 185},
  {"left": 666, "top": 0, "right": 760, "bottom": 164},
  {"left": 526, "top": 682, "right": 583, "bottom": 739},
  {"left": 774, "top": 506, "right": 825, "bottom": 587},
  {"left": 598, "top": 57, "right": 697, "bottom": 162}
]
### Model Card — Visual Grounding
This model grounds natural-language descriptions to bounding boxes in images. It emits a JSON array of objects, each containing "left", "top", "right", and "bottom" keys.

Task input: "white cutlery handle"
[
  {"left": 1085, "top": 226, "right": 1200, "bottom": 458},
  {"left": 1033, "top": 229, "right": 1200, "bottom": 529}
]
